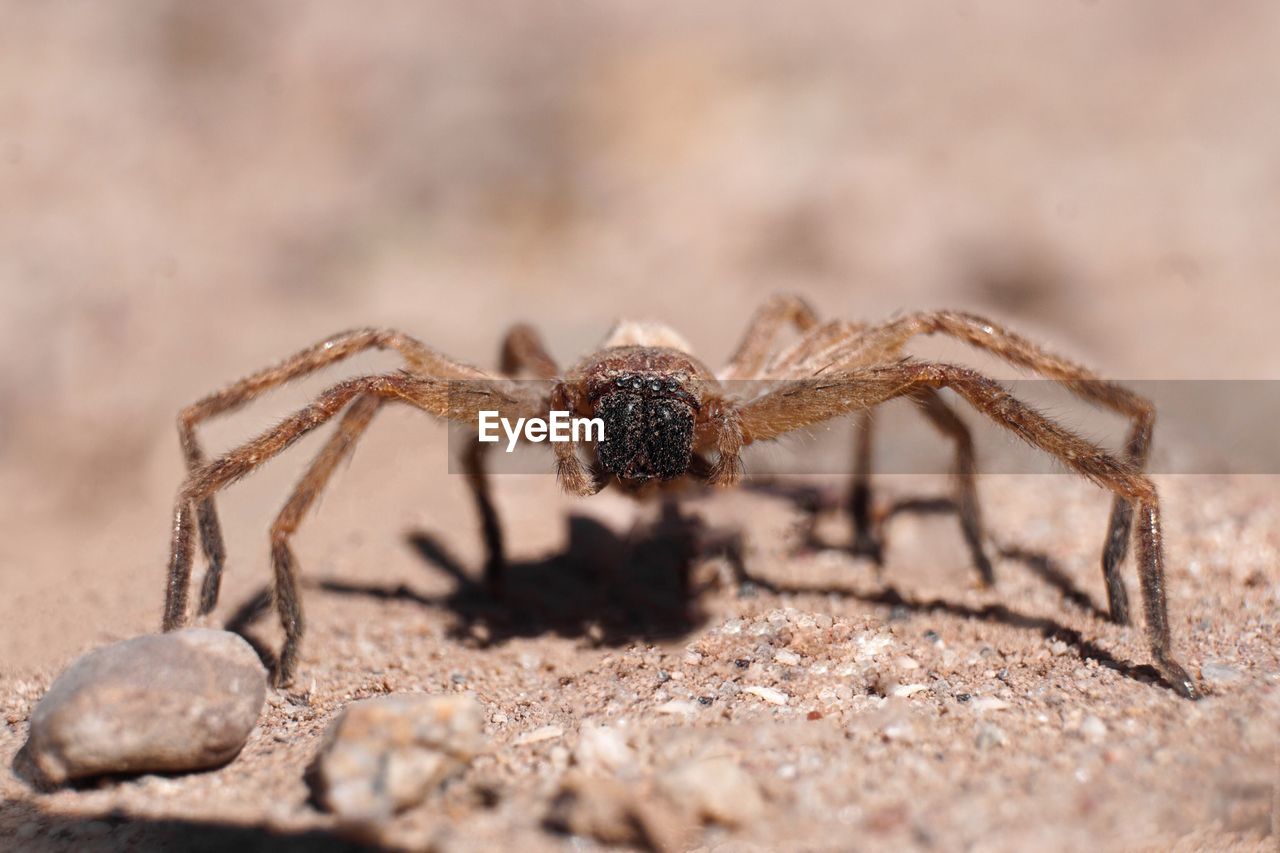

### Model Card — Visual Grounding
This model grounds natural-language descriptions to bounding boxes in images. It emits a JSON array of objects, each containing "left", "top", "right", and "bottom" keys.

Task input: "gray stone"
[
  {"left": 1199, "top": 659, "right": 1244, "bottom": 687},
  {"left": 546, "top": 772, "right": 682, "bottom": 851},
  {"left": 975, "top": 723, "right": 1007, "bottom": 750},
  {"left": 24, "top": 629, "right": 266, "bottom": 784},
  {"left": 312, "top": 693, "right": 487, "bottom": 823}
]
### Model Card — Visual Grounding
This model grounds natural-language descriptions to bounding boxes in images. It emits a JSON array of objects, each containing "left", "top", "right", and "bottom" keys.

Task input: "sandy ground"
[{"left": 2, "top": 3, "right": 1279, "bottom": 850}]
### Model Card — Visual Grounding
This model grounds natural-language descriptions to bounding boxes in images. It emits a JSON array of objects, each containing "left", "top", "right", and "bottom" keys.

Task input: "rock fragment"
[
  {"left": 312, "top": 693, "right": 486, "bottom": 823},
  {"left": 1080, "top": 715, "right": 1108, "bottom": 742},
  {"left": 574, "top": 724, "right": 636, "bottom": 775},
  {"left": 23, "top": 629, "right": 266, "bottom": 784},
  {"left": 658, "top": 754, "right": 766, "bottom": 828},
  {"left": 1199, "top": 660, "right": 1244, "bottom": 687},
  {"left": 545, "top": 772, "right": 682, "bottom": 852},
  {"left": 513, "top": 724, "right": 564, "bottom": 746},
  {"left": 975, "top": 723, "right": 1007, "bottom": 750},
  {"left": 742, "top": 685, "right": 789, "bottom": 706}
]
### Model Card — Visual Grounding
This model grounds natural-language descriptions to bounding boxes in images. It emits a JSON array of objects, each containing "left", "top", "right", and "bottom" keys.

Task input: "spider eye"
[
  {"left": 631, "top": 377, "right": 643, "bottom": 390},
  {"left": 615, "top": 375, "right": 629, "bottom": 387},
  {"left": 650, "top": 379, "right": 661, "bottom": 392},
  {"left": 666, "top": 378, "right": 679, "bottom": 391}
]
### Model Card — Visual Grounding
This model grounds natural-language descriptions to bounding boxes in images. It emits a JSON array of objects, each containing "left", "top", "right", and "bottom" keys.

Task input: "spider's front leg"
[
  {"left": 828, "top": 311, "right": 1157, "bottom": 625},
  {"left": 177, "top": 328, "right": 484, "bottom": 615},
  {"left": 265, "top": 392, "right": 383, "bottom": 681},
  {"left": 164, "top": 372, "right": 538, "bottom": 686},
  {"left": 163, "top": 375, "right": 397, "bottom": 635},
  {"left": 735, "top": 362, "right": 1198, "bottom": 699}
]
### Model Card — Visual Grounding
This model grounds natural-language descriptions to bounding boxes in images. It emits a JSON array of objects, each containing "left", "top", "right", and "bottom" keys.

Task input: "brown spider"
[{"left": 161, "top": 294, "right": 1198, "bottom": 698}]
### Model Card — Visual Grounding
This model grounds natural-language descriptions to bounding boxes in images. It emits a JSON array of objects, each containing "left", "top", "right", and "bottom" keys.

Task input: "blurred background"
[{"left": 2, "top": 1, "right": 1279, "bottom": 670}]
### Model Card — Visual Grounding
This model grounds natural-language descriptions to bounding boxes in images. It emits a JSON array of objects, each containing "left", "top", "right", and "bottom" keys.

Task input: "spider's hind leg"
[
  {"left": 462, "top": 441, "right": 506, "bottom": 598},
  {"left": 845, "top": 392, "right": 992, "bottom": 585},
  {"left": 912, "top": 388, "right": 993, "bottom": 585},
  {"left": 849, "top": 410, "right": 883, "bottom": 564},
  {"left": 718, "top": 292, "right": 819, "bottom": 380},
  {"left": 466, "top": 322, "right": 563, "bottom": 598}
]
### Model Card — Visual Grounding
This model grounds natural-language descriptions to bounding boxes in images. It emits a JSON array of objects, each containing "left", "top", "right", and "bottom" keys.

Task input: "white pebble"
[
  {"left": 889, "top": 684, "right": 928, "bottom": 698},
  {"left": 742, "top": 686, "right": 789, "bottom": 706},
  {"left": 655, "top": 699, "right": 700, "bottom": 716},
  {"left": 658, "top": 755, "right": 765, "bottom": 828},
  {"left": 855, "top": 633, "right": 894, "bottom": 661},
  {"left": 1080, "top": 715, "right": 1107, "bottom": 742},
  {"left": 575, "top": 725, "right": 635, "bottom": 774},
  {"left": 514, "top": 725, "right": 564, "bottom": 745},
  {"left": 969, "top": 697, "right": 1010, "bottom": 712},
  {"left": 1199, "top": 660, "right": 1243, "bottom": 686}
]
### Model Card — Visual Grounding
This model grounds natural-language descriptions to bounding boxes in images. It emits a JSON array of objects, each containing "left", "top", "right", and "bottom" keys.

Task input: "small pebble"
[
  {"left": 969, "top": 697, "right": 1010, "bottom": 712},
  {"left": 312, "top": 693, "right": 486, "bottom": 823},
  {"left": 547, "top": 772, "right": 681, "bottom": 850},
  {"left": 658, "top": 755, "right": 765, "bottom": 828},
  {"left": 775, "top": 649, "right": 802, "bottom": 666},
  {"left": 655, "top": 699, "right": 700, "bottom": 716},
  {"left": 856, "top": 633, "right": 894, "bottom": 661},
  {"left": 574, "top": 725, "right": 635, "bottom": 775},
  {"left": 976, "top": 724, "right": 1007, "bottom": 750},
  {"left": 23, "top": 629, "right": 266, "bottom": 784},
  {"left": 890, "top": 684, "right": 929, "bottom": 698},
  {"left": 742, "top": 685, "right": 789, "bottom": 706},
  {"left": 1080, "top": 715, "right": 1107, "bottom": 742},
  {"left": 881, "top": 719, "right": 918, "bottom": 743},
  {"left": 1199, "top": 660, "right": 1243, "bottom": 687},
  {"left": 514, "top": 725, "right": 564, "bottom": 746}
]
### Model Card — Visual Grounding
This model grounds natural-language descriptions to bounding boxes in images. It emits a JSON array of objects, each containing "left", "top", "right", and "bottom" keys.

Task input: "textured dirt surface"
[{"left": 2, "top": 3, "right": 1279, "bottom": 851}]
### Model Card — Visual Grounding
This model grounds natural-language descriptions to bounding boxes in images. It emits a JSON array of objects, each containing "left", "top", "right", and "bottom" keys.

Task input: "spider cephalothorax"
[{"left": 159, "top": 294, "right": 1199, "bottom": 699}]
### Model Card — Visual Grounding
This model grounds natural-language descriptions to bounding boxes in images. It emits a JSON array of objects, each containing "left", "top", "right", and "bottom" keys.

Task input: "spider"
[{"left": 160, "top": 293, "right": 1198, "bottom": 698}]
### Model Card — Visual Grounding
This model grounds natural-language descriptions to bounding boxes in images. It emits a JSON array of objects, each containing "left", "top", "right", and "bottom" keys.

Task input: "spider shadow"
[
  {"left": 224, "top": 587, "right": 280, "bottom": 676},
  {"left": 224, "top": 484, "right": 1165, "bottom": 691},
  {"left": 405, "top": 511, "right": 717, "bottom": 646},
  {"left": 746, "top": 479, "right": 1109, "bottom": 621},
  {"left": 221, "top": 512, "right": 715, "bottom": 678},
  {"left": 306, "top": 509, "right": 721, "bottom": 651},
  {"left": 0, "top": 798, "right": 377, "bottom": 852}
]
